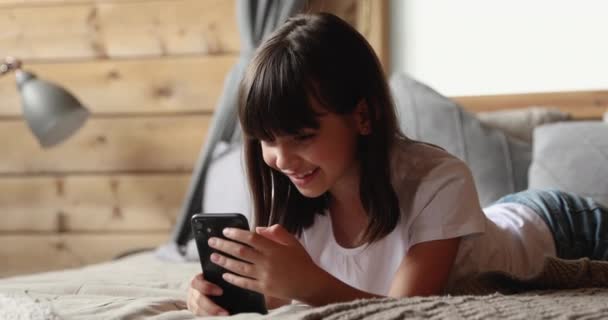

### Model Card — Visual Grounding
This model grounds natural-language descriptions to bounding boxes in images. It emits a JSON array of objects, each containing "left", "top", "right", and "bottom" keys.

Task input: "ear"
[{"left": 354, "top": 100, "right": 371, "bottom": 135}]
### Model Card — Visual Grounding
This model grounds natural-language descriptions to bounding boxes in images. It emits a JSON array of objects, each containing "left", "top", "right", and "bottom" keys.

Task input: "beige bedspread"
[
  {"left": 1, "top": 252, "right": 608, "bottom": 319},
  {"left": 0, "top": 252, "right": 196, "bottom": 319}
]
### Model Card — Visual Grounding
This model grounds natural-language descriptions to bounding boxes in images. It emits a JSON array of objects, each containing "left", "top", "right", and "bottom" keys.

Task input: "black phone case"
[{"left": 191, "top": 213, "right": 267, "bottom": 315}]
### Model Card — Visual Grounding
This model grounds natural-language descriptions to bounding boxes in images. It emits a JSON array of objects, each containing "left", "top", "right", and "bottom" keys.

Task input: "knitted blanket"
[
  {"left": 1, "top": 255, "right": 607, "bottom": 319},
  {"left": 256, "top": 257, "right": 608, "bottom": 319},
  {"left": 261, "top": 288, "right": 608, "bottom": 319},
  {"left": 450, "top": 256, "right": 608, "bottom": 295}
]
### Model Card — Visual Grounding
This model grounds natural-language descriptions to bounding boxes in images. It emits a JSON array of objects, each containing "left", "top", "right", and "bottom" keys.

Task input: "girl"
[{"left": 187, "top": 13, "right": 608, "bottom": 316}]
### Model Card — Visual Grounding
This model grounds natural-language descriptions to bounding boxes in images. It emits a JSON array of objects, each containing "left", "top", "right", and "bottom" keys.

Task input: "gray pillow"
[
  {"left": 389, "top": 73, "right": 531, "bottom": 207},
  {"left": 529, "top": 122, "right": 608, "bottom": 207},
  {"left": 202, "top": 142, "right": 252, "bottom": 221},
  {"left": 171, "top": 142, "right": 252, "bottom": 261},
  {"left": 477, "top": 107, "right": 571, "bottom": 143}
]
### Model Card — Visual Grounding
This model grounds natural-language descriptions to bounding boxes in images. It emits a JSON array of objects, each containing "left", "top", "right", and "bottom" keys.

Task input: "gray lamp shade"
[{"left": 16, "top": 69, "right": 89, "bottom": 148}]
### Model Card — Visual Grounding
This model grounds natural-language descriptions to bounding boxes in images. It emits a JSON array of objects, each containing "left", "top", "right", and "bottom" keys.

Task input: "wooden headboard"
[
  {"left": 0, "top": 0, "right": 389, "bottom": 277},
  {"left": 454, "top": 90, "right": 608, "bottom": 120}
]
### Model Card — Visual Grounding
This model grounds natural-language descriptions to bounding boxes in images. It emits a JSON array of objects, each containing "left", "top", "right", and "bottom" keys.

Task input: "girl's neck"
[
  {"left": 328, "top": 167, "right": 369, "bottom": 248},
  {"left": 328, "top": 195, "right": 368, "bottom": 248}
]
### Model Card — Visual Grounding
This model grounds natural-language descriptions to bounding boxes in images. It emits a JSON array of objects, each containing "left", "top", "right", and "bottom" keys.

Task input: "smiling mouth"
[
  {"left": 285, "top": 167, "right": 319, "bottom": 185},
  {"left": 290, "top": 168, "right": 317, "bottom": 179}
]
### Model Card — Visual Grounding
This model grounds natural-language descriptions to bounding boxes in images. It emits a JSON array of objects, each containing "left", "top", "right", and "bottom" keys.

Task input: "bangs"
[{"left": 240, "top": 46, "right": 323, "bottom": 141}]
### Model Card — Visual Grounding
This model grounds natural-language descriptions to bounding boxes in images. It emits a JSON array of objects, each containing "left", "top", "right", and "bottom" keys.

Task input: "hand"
[
  {"left": 187, "top": 273, "right": 229, "bottom": 316},
  {"left": 207, "top": 224, "right": 324, "bottom": 302}
]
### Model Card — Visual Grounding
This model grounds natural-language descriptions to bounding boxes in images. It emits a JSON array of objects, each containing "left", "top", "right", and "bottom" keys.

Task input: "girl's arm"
[
  {"left": 303, "top": 237, "right": 461, "bottom": 306},
  {"left": 388, "top": 237, "right": 461, "bottom": 297},
  {"left": 265, "top": 295, "right": 290, "bottom": 309},
  {"left": 210, "top": 225, "right": 460, "bottom": 307},
  {"left": 300, "top": 269, "right": 382, "bottom": 306}
]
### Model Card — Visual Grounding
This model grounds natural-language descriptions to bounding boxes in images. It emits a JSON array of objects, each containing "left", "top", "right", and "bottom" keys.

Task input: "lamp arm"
[{"left": 1, "top": 57, "right": 22, "bottom": 76}]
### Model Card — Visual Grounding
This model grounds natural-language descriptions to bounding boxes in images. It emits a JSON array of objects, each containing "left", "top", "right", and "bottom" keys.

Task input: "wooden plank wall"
[{"left": 0, "top": 0, "right": 388, "bottom": 277}]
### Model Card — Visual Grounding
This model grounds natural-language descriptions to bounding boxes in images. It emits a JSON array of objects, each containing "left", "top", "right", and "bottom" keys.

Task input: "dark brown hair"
[{"left": 238, "top": 13, "right": 408, "bottom": 243}]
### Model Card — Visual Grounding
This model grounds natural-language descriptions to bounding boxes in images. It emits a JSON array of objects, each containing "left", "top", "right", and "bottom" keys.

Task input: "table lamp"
[{"left": 1, "top": 57, "right": 89, "bottom": 148}]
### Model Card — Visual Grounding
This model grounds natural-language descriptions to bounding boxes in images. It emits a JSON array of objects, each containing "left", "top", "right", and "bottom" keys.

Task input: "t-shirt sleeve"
[{"left": 405, "top": 158, "right": 486, "bottom": 249}]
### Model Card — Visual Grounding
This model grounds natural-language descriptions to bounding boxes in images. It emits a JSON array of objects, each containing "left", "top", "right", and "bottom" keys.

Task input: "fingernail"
[
  {"left": 222, "top": 228, "right": 232, "bottom": 236},
  {"left": 210, "top": 253, "right": 219, "bottom": 262},
  {"left": 208, "top": 238, "right": 216, "bottom": 246},
  {"left": 212, "top": 287, "right": 223, "bottom": 295}
]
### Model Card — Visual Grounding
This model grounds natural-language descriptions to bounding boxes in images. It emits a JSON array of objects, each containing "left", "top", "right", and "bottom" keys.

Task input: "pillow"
[
  {"left": 477, "top": 107, "right": 571, "bottom": 143},
  {"left": 173, "top": 142, "right": 251, "bottom": 261},
  {"left": 202, "top": 142, "right": 251, "bottom": 221},
  {"left": 529, "top": 121, "right": 608, "bottom": 207},
  {"left": 389, "top": 73, "right": 531, "bottom": 207}
]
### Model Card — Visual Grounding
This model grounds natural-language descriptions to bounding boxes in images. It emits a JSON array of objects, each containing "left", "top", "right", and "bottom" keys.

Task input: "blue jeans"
[{"left": 495, "top": 189, "right": 608, "bottom": 261}]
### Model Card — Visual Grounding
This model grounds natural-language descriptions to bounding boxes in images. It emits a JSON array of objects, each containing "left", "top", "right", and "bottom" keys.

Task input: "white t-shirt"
[{"left": 298, "top": 140, "right": 556, "bottom": 295}]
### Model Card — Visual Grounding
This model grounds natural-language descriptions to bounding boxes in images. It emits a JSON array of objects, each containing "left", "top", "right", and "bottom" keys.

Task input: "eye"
[
  {"left": 260, "top": 139, "right": 276, "bottom": 147},
  {"left": 294, "top": 133, "right": 315, "bottom": 142}
]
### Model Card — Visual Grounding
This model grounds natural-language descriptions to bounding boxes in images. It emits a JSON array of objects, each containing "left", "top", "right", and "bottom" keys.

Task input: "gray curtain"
[{"left": 169, "top": 0, "right": 305, "bottom": 251}]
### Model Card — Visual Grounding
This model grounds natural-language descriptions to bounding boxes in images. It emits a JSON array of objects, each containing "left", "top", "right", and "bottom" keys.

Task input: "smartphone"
[{"left": 191, "top": 213, "right": 267, "bottom": 315}]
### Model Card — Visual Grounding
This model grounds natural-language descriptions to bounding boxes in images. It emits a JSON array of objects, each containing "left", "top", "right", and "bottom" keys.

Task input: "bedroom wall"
[
  {"left": 390, "top": 0, "right": 608, "bottom": 96},
  {"left": 0, "top": 0, "right": 388, "bottom": 277}
]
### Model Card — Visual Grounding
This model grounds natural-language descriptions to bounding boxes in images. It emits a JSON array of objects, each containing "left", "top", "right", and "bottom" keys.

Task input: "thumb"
[{"left": 256, "top": 224, "right": 297, "bottom": 246}]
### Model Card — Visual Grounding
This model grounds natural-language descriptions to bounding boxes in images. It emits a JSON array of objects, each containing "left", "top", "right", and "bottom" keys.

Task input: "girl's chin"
[
  {"left": 300, "top": 192, "right": 325, "bottom": 199},
  {"left": 293, "top": 185, "right": 327, "bottom": 198}
]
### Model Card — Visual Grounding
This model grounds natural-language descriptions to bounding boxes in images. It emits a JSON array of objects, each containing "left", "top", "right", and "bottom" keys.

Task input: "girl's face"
[{"left": 260, "top": 100, "right": 366, "bottom": 198}]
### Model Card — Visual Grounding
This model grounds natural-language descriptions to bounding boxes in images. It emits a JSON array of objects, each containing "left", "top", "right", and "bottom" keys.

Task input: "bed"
[
  {"left": 1, "top": 250, "right": 608, "bottom": 319},
  {"left": 2, "top": 0, "right": 608, "bottom": 319},
  {"left": 1, "top": 81, "right": 607, "bottom": 319}
]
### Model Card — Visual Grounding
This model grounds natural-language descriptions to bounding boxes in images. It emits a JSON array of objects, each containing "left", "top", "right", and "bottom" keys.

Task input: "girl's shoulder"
[
  {"left": 390, "top": 138, "right": 471, "bottom": 185},
  {"left": 390, "top": 139, "right": 484, "bottom": 238}
]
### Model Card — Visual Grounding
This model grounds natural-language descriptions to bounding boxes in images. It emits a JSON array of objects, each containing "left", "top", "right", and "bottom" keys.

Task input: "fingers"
[
  {"left": 258, "top": 224, "right": 297, "bottom": 245},
  {"left": 188, "top": 274, "right": 229, "bottom": 316},
  {"left": 256, "top": 226, "right": 288, "bottom": 245},
  {"left": 190, "top": 273, "right": 223, "bottom": 296},
  {"left": 220, "top": 227, "right": 276, "bottom": 252},
  {"left": 268, "top": 224, "right": 299, "bottom": 244},
  {"left": 208, "top": 236, "right": 262, "bottom": 262},
  {"left": 223, "top": 272, "right": 262, "bottom": 294},
  {"left": 210, "top": 253, "right": 257, "bottom": 278},
  {"left": 187, "top": 287, "right": 229, "bottom": 316}
]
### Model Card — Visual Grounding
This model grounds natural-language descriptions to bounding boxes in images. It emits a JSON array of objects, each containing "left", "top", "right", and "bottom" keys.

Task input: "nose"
[{"left": 274, "top": 145, "right": 298, "bottom": 172}]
